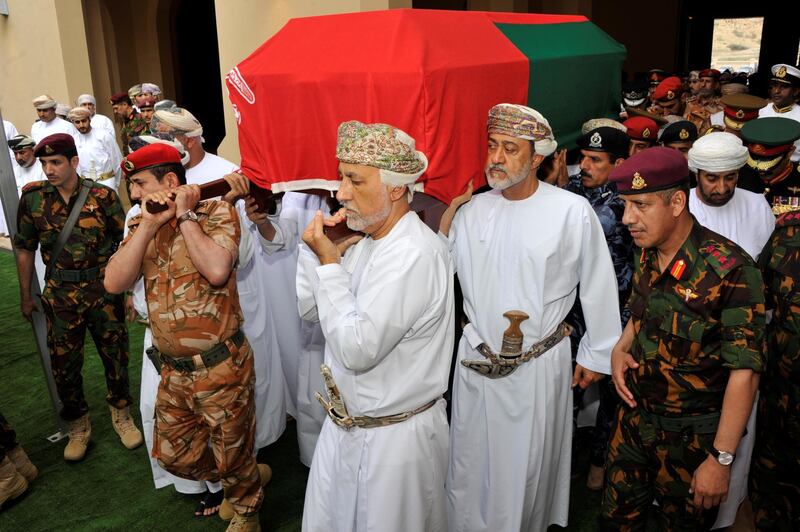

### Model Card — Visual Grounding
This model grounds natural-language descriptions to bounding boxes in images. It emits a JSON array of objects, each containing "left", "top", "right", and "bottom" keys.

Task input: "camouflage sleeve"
[
  {"left": 12, "top": 193, "right": 39, "bottom": 252},
  {"left": 104, "top": 189, "right": 126, "bottom": 244},
  {"left": 202, "top": 200, "right": 240, "bottom": 258},
  {"left": 757, "top": 230, "right": 778, "bottom": 311},
  {"left": 718, "top": 263, "right": 766, "bottom": 372},
  {"left": 626, "top": 252, "right": 644, "bottom": 319}
]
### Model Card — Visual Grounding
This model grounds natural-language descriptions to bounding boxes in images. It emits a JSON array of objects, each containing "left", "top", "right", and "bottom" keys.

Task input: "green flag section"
[{"left": 497, "top": 21, "right": 627, "bottom": 149}]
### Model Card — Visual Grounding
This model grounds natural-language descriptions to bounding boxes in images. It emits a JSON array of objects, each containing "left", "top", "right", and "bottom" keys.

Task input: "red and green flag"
[{"left": 226, "top": 8, "right": 626, "bottom": 203}]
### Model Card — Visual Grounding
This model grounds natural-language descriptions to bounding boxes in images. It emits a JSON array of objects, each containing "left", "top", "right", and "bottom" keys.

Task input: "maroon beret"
[
  {"left": 121, "top": 143, "right": 182, "bottom": 177},
  {"left": 609, "top": 146, "right": 689, "bottom": 195},
  {"left": 699, "top": 68, "right": 721, "bottom": 79},
  {"left": 33, "top": 133, "right": 77, "bottom": 158},
  {"left": 110, "top": 92, "right": 132, "bottom": 105}
]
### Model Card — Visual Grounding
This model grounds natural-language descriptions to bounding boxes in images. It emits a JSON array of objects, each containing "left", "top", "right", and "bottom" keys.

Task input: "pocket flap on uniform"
[{"left": 659, "top": 311, "right": 704, "bottom": 342}]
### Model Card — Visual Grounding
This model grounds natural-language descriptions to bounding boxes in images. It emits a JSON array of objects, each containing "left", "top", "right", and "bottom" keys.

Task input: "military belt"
[
  {"left": 315, "top": 363, "right": 438, "bottom": 429},
  {"left": 146, "top": 329, "right": 245, "bottom": 373},
  {"left": 638, "top": 408, "right": 720, "bottom": 435},
  {"left": 49, "top": 265, "right": 102, "bottom": 283},
  {"left": 461, "top": 321, "right": 572, "bottom": 379}
]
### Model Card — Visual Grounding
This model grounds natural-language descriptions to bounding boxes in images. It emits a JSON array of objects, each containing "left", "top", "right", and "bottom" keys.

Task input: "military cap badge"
[
  {"left": 631, "top": 171, "right": 647, "bottom": 190},
  {"left": 123, "top": 159, "right": 135, "bottom": 172},
  {"left": 589, "top": 132, "right": 602, "bottom": 148},
  {"left": 666, "top": 90, "right": 675, "bottom": 100},
  {"left": 736, "top": 109, "right": 745, "bottom": 119},
  {"left": 679, "top": 129, "right": 689, "bottom": 140},
  {"left": 777, "top": 65, "right": 787, "bottom": 78},
  {"left": 45, "top": 145, "right": 54, "bottom": 155},
  {"left": 642, "top": 128, "right": 651, "bottom": 139}
]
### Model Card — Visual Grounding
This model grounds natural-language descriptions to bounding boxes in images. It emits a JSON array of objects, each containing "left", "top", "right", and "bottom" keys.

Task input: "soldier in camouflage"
[
  {"left": 749, "top": 210, "right": 800, "bottom": 530},
  {"left": 104, "top": 143, "right": 267, "bottom": 532},
  {"left": 14, "top": 133, "right": 141, "bottom": 462},
  {"left": 110, "top": 92, "right": 150, "bottom": 154},
  {"left": 601, "top": 147, "right": 765, "bottom": 531},
  {"left": 566, "top": 126, "right": 633, "bottom": 490}
]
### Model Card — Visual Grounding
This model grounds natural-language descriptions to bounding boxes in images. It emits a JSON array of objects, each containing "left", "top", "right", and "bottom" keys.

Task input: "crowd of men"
[{"left": 0, "top": 60, "right": 799, "bottom": 532}]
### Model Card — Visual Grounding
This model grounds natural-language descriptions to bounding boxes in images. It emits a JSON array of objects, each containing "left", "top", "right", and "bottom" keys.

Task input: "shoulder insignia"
[
  {"left": 776, "top": 210, "right": 800, "bottom": 227},
  {"left": 20, "top": 180, "right": 46, "bottom": 195},
  {"left": 698, "top": 242, "right": 739, "bottom": 277},
  {"left": 670, "top": 259, "right": 687, "bottom": 280}
]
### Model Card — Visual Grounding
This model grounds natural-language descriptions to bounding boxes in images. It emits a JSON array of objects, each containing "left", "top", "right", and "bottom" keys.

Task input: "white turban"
[
  {"left": 32, "top": 94, "right": 57, "bottom": 110},
  {"left": 141, "top": 82, "right": 162, "bottom": 95},
  {"left": 688, "top": 132, "right": 749, "bottom": 173},
  {"left": 67, "top": 107, "right": 91, "bottom": 121},
  {"left": 487, "top": 103, "right": 558, "bottom": 157},
  {"left": 76, "top": 94, "right": 96, "bottom": 106},
  {"left": 56, "top": 103, "right": 71, "bottom": 117},
  {"left": 151, "top": 108, "right": 203, "bottom": 139}
]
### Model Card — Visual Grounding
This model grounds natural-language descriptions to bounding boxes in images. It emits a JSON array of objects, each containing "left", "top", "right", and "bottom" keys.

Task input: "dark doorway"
[{"left": 171, "top": 0, "right": 225, "bottom": 153}]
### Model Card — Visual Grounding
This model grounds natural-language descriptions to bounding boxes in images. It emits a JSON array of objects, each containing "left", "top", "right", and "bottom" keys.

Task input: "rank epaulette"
[
  {"left": 698, "top": 241, "right": 739, "bottom": 277},
  {"left": 20, "top": 180, "right": 46, "bottom": 195}
]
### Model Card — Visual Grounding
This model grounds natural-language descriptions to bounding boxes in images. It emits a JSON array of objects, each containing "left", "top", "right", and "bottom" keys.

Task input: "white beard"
[
  {"left": 485, "top": 164, "right": 530, "bottom": 190},
  {"left": 342, "top": 187, "right": 391, "bottom": 232}
]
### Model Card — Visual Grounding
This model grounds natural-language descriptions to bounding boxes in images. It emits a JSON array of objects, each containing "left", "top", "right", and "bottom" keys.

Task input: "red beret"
[
  {"left": 652, "top": 76, "right": 683, "bottom": 102},
  {"left": 609, "top": 146, "right": 689, "bottom": 195},
  {"left": 623, "top": 117, "right": 659, "bottom": 142},
  {"left": 699, "top": 68, "right": 721, "bottom": 79},
  {"left": 110, "top": 92, "right": 132, "bottom": 105},
  {"left": 33, "top": 133, "right": 77, "bottom": 158},
  {"left": 121, "top": 143, "right": 182, "bottom": 176}
]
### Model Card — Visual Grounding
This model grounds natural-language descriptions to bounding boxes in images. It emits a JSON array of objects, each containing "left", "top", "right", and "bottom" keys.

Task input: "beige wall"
[
  {"left": 0, "top": 0, "right": 92, "bottom": 136},
  {"left": 214, "top": 0, "right": 411, "bottom": 162}
]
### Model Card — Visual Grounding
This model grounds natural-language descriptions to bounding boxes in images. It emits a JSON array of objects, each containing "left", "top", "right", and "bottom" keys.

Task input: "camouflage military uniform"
[
  {"left": 0, "top": 411, "right": 17, "bottom": 462},
  {"left": 600, "top": 220, "right": 765, "bottom": 531},
  {"left": 119, "top": 111, "right": 150, "bottom": 154},
  {"left": 14, "top": 179, "right": 131, "bottom": 421},
  {"left": 566, "top": 174, "right": 633, "bottom": 467},
  {"left": 121, "top": 199, "right": 262, "bottom": 515},
  {"left": 750, "top": 211, "right": 800, "bottom": 531},
  {"left": 683, "top": 95, "right": 723, "bottom": 134}
]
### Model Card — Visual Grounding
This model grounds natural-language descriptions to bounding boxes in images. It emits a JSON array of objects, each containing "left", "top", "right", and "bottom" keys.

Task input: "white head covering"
[
  {"left": 32, "top": 94, "right": 57, "bottom": 110},
  {"left": 688, "top": 132, "right": 749, "bottom": 173},
  {"left": 76, "top": 94, "right": 96, "bottom": 106},
  {"left": 67, "top": 107, "right": 91, "bottom": 121},
  {"left": 487, "top": 103, "right": 558, "bottom": 156},
  {"left": 55, "top": 103, "right": 71, "bottom": 117},
  {"left": 141, "top": 82, "right": 162, "bottom": 95}
]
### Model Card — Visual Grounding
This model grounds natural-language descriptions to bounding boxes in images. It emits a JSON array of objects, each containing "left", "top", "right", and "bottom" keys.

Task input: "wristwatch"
[
  {"left": 176, "top": 210, "right": 198, "bottom": 226},
  {"left": 710, "top": 447, "right": 735, "bottom": 466}
]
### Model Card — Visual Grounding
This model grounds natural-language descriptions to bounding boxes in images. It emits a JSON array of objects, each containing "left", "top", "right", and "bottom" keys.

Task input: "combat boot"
[
  {"left": 63, "top": 413, "right": 92, "bottom": 461},
  {"left": 0, "top": 456, "right": 28, "bottom": 509},
  {"left": 109, "top": 406, "right": 143, "bottom": 450},
  {"left": 219, "top": 463, "right": 272, "bottom": 521},
  {"left": 6, "top": 447, "right": 37, "bottom": 482},
  {"left": 225, "top": 512, "right": 261, "bottom": 532}
]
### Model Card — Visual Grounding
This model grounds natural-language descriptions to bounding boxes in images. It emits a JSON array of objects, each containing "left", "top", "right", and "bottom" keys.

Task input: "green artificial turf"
[{"left": 0, "top": 249, "right": 609, "bottom": 531}]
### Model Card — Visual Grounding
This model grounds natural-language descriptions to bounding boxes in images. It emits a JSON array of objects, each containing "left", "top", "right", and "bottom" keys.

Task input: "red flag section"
[{"left": 227, "top": 9, "right": 587, "bottom": 203}]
